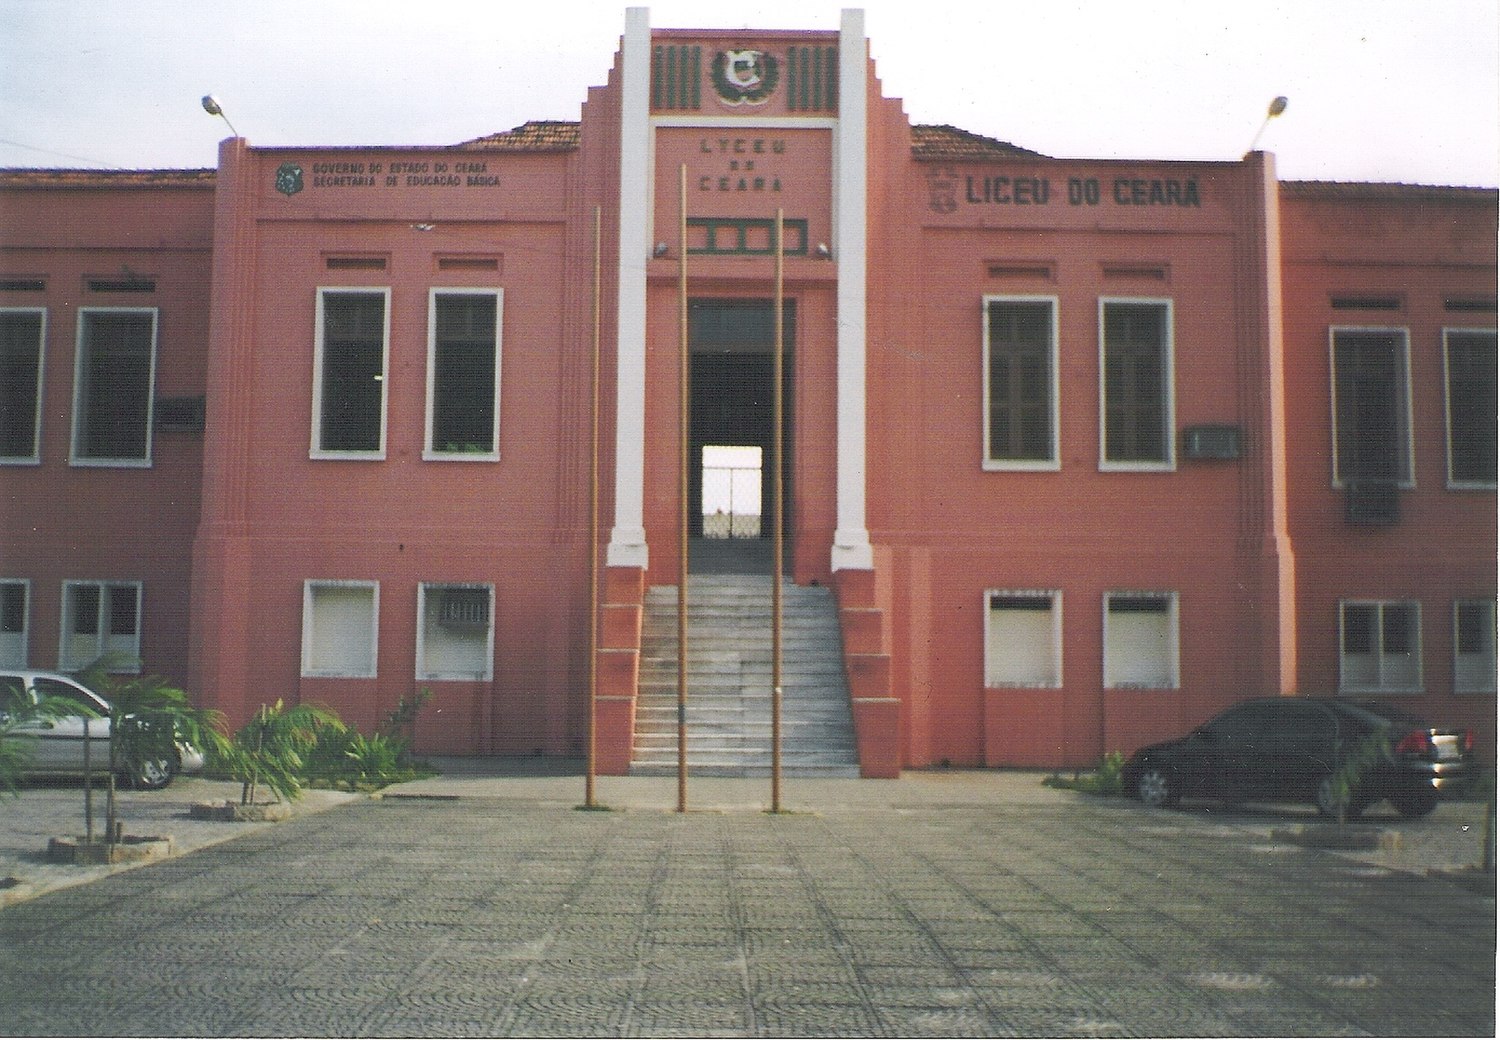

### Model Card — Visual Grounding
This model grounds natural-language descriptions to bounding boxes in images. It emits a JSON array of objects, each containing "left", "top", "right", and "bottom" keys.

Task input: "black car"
[{"left": 1121, "top": 697, "right": 1474, "bottom": 818}]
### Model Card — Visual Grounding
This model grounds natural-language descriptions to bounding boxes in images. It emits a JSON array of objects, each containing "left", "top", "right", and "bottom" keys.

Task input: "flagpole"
[
  {"left": 585, "top": 204, "right": 602, "bottom": 809},
  {"left": 677, "top": 164, "right": 690, "bottom": 814},
  {"left": 771, "top": 208, "right": 785, "bottom": 813}
]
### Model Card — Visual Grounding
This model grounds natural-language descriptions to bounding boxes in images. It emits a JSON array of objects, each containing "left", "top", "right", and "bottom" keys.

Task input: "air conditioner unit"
[
  {"left": 1345, "top": 482, "right": 1400, "bottom": 525},
  {"left": 437, "top": 587, "right": 490, "bottom": 629},
  {"left": 1181, "top": 424, "right": 1242, "bottom": 460}
]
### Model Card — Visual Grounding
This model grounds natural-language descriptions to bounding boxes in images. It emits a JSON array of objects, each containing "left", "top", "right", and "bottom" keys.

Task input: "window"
[
  {"left": 984, "top": 297, "right": 1058, "bottom": 469},
  {"left": 1331, "top": 328, "right": 1412, "bottom": 487},
  {"left": 1101, "top": 299, "right": 1173, "bottom": 467},
  {"left": 1104, "top": 592, "right": 1179, "bottom": 688},
  {"left": 1339, "top": 600, "right": 1421, "bottom": 692},
  {"left": 1, "top": 309, "right": 44, "bottom": 463},
  {"left": 0, "top": 580, "right": 27, "bottom": 667},
  {"left": 426, "top": 290, "right": 501, "bottom": 459},
  {"left": 417, "top": 583, "right": 494, "bottom": 680},
  {"left": 60, "top": 581, "right": 141, "bottom": 671},
  {"left": 1454, "top": 600, "right": 1497, "bottom": 694},
  {"left": 301, "top": 581, "right": 379, "bottom": 678},
  {"left": 72, "top": 308, "right": 157, "bottom": 465},
  {"left": 984, "top": 591, "right": 1062, "bottom": 687},
  {"left": 312, "top": 289, "right": 389, "bottom": 457},
  {"left": 1444, "top": 329, "right": 1497, "bottom": 488}
]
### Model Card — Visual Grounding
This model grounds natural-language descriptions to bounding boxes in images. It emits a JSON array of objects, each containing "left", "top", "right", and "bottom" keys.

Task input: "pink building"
[{"left": 2, "top": 11, "right": 1493, "bottom": 775}]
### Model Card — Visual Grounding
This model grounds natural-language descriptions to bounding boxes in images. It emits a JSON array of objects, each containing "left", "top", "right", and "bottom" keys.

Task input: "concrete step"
[{"left": 631, "top": 575, "right": 858, "bottom": 778}]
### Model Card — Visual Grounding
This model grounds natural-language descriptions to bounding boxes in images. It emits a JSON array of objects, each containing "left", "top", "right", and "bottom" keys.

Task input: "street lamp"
[
  {"left": 201, "top": 95, "right": 239, "bottom": 137},
  {"left": 1246, "top": 96, "right": 1288, "bottom": 154}
]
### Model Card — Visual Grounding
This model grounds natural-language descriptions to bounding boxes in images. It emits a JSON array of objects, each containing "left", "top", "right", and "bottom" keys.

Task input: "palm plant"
[
  {"left": 1324, "top": 726, "right": 1393, "bottom": 827},
  {"left": 220, "top": 700, "right": 344, "bottom": 805},
  {"left": 73, "top": 658, "right": 230, "bottom": 845}
]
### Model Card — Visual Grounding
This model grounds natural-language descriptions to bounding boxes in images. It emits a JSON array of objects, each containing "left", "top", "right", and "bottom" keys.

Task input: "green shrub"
[
  {"left": 1042, "top": 751, "right": 1126, "bottom": 796},
  {"left": 376, "top": 687, "right": 431, "bottom": 768},
  {"left": 213, "top": 700, "right": 344, "bottom": 805},
  {"left": 303, "top": 723, "right": 431, "bottom": 790}
]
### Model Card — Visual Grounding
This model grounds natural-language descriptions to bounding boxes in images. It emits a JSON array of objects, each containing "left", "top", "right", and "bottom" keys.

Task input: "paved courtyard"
[{"left": 0, "top": 767, "right": 1494, "bottom": 1037}]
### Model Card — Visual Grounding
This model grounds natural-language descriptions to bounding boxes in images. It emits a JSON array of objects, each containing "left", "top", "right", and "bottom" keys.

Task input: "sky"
[{"left": 1, "top": 0, "right": 1496, "bottom": 187}]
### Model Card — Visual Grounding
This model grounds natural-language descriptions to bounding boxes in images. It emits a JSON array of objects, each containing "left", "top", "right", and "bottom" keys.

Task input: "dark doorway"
[{"left": 688, "top": 299, "right": 793, "bottom": 573}]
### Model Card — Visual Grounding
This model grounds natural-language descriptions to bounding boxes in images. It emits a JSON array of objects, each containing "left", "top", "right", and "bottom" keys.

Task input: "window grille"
[{"left": 438, "top": 587, "right": 490, "bottom": 629}]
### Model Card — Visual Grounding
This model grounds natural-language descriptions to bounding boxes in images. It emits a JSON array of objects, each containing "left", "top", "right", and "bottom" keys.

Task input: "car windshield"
[
  {"left": 33, "top": 676, "right": 110, "bottom": 716},
  {"left": 1344, "top": 700, "right": 1427, "bottom": 730},
  {"left": 1, "top": 677, "right": 26, "bottom": 716}
]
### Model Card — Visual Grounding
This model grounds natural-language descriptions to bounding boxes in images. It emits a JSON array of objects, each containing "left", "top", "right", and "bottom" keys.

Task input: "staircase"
[{"left": 631, "top": 574, "right": 860, "bottom": 777}]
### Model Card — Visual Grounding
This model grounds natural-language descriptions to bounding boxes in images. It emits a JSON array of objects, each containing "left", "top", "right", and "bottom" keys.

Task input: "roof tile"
[
  {"left": 911, "top": 124, "right": 1047, "bottom": 162},
  {"left": 456, "top": 120, "right": 581, "bottom": 152},
  {"left": 0, "top": 167, "right": 215, "bottom": 188}
]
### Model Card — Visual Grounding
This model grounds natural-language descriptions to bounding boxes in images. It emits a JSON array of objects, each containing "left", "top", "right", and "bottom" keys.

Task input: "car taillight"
[
  {"left": 1394, "top": 729, "right": 1434, "bottom": 757},
  {"left": 1463, "top": 730, "right": 1475, "bottom": 754}
]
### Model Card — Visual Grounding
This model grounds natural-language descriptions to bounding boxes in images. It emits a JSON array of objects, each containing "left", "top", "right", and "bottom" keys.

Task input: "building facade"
[{"left": 2, "top": 10, "right": 1494, "bottom": 774}]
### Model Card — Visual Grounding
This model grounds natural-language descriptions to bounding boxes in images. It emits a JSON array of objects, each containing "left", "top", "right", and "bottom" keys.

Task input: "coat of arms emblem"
[
  {"left": 926, "top": 166, "right": 959, "bottom": 214},
  {"left": 711, "top": 49, "right": 779, "bottom": 106},
  {"left": 274, "top": 163, "right": 304, "bottom": 197}
]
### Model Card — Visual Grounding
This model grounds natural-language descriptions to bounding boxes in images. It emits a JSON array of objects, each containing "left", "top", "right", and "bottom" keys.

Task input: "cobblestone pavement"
[{"left": 1, "top": 770, "right": 1494, "bottom": 1037}]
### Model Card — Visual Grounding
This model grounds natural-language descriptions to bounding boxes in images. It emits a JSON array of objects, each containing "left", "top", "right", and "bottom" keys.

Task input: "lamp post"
[
  {"left": 1246, "top": 96, "right": 1288, "bottom": 154},
  {"left": 200, "top": 95, "right": 239, "bottom": 137}
]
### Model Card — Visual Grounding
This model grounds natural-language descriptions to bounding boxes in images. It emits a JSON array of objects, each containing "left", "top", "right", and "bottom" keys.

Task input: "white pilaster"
[
  {"left": 607, "top": 6, "right": 652, "bottom": 568},
  {"left": 832, "top": 8, "right": 873, "bottom": 571}
]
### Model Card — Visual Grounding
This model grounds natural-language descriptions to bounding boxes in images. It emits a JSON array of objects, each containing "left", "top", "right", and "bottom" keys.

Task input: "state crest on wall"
[
  {"left": 274, "top": 163, "right": 304, "bottom": 197},
  {"left": 711, "top": 49, "right": 779, "bottom": 106}
]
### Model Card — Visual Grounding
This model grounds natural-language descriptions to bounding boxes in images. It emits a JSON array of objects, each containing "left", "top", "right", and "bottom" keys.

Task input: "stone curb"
[{"left": 1270, "top": 823, "right": 1402, "bottom": 851}]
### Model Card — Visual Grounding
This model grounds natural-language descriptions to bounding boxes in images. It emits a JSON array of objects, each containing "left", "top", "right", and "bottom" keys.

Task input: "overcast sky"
[{"left": 1, "top": 0, "right": 1496, "bottom": 186}]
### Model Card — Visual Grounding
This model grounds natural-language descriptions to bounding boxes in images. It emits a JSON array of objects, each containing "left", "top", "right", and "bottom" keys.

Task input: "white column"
[
  {"left": 607, "top": 7, "right": 652, "bottom": 568},
  {"left": 832, "top": 8, "right": 873, "bottom": 571}
]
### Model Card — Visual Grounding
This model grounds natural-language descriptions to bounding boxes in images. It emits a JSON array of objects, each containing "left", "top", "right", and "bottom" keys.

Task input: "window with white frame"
[
  {"left": 984, "top": 297, "right": 1058, "bottom": 468},
  {"left": 1104, "top": 592, "right": 1179, "bottom": 688},
  {"left": 1339, "top": 600, "right": 1421, "bottom": 692},
  {"left": 1444, "top": 328, "right": 1497, "bottom": 488},
  {"left": 1, "top": 309, "right": 45, "bottom": 463},
  {"left": 426, "top": 289, "right": 501, "bottom": 459},
  {"left": 60, "top": 581, "right": 141, "bottom": 671},
  {"left": 1331, "top": 328, "right": 1412, "bottom": 486},
  {"left": 301, "top": 581, "right": 379, "bottom": 677},
  {"left": 984, "top": 591, "right": 1061, "bottom": 687},
  {"left": 312, "top": 289, "right": 389, "bottom": 457},
  {"left": 0, "top": 580, "right": 28, "bottom": 667},
  {"left": 1454, "top": 600, "right": 1497, "bottom": 694},
  {"left": 72, "top": 308, "right": 157, "bottom": 465},
  {"left": 1100, "top": 299, "right": 1173, "bottom": 467},
  {"left": 417, "top": 583, "right": 494, "bottom": 680}
]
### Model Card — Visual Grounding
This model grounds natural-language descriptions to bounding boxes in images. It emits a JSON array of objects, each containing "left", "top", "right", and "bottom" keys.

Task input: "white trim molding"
[
  {"left": 831, "top": 7, "right": 872, "bottom": 571},
  {"left": 607, "top": 6, "right": 653, "bottom": 569}
]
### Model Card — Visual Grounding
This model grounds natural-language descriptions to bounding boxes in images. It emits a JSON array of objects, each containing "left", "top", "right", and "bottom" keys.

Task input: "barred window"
[
  {"left": 313, "top": 290, "right": 388, "bottom": 456},
  {"left": 1444, "top": 329, "right": 1497, "bottom": 487},
  {"left": 1340, "top": 601, "right": 1421, "bottom": 692},
  {"left": 427, "top": 290, "right": 500, "bottom": 458},
  {"left": 1332, "top": 328, "right": 1411, "bottom": 486},
  {"left": 1, "top": 310, "right": 44, "bottom": 461},
  {"left": 1102, "top": 300, "right": 1172, "bottom": 466},
  {"left": 984, "top": 298, "right": 1057, "bottom": 467},
  {"left": 418, "top": 584, "right": 494, "bottom": 680},
  {"left": 73, "top": 309, "right": 156, "bottom": 464}
]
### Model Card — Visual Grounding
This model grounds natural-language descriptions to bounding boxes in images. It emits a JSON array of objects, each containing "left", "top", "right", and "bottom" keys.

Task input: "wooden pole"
[
  {"left": 585, "top": 205, "right": 602, "bottom": 809},
  {"left": 771, "top": 209, "right": 785, "bottom": 813},
  {"left": 677, "top": 164, "right": 690, "bottom": 814}
]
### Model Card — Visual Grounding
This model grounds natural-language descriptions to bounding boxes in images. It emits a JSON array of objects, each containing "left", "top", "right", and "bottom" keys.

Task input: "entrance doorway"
[{"left": 688, "top": 299, "right": 793, "bottom": 573}]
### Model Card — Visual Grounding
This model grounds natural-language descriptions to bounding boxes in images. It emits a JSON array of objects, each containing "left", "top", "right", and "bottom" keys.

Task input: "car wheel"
[
  {"left": 1389, "top": 788, "right": 1439, "bottom": 819},
  {"left": 131, "top": 757, "right": 177, "bottom": 791},
  {"left": 1315, "top": 775, "right": 1363, "bottom": 820},
  {"left": 1136, "top": 766, "right": 1179, "bottom": 809}
]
